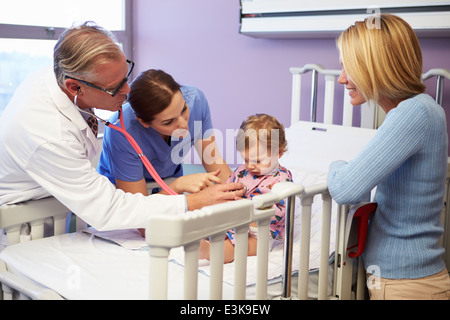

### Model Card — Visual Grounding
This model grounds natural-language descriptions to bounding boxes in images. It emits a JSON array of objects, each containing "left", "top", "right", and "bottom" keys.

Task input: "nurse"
[{"left": 98, "top": 69, "right": 232, "bottom": 196}]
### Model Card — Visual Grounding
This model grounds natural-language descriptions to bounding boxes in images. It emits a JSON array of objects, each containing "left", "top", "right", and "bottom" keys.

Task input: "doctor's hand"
[
  {"left": 169, "top": 170, "right": 222, "bottom": 194},
  {"left": 185, "top": 182, "right": 245, "bottom": 211}
]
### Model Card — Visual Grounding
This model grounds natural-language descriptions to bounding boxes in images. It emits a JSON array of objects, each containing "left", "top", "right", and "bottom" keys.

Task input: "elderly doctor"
[{"left": 0, "top": 22, "right": 244, "bottom": 231}]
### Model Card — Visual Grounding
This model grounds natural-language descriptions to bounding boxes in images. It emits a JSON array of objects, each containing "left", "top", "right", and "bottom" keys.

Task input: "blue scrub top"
[{"left": 97, "top": 85, "right": 213, "bottom": 184}]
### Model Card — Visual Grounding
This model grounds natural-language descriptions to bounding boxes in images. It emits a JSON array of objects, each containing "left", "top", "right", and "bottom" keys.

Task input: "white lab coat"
[{"left": 0, "top": 67, "right": 186, "bottom": 231}]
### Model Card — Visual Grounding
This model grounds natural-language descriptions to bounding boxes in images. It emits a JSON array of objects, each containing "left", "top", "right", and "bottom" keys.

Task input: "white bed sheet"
[{"left": 0, "top": 229, "right": 331, "bottom": 300}]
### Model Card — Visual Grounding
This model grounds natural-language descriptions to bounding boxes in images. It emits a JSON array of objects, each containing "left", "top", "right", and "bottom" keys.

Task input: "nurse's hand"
[
  {"left": 186, "top": 182, "right": 245, "bottom": 211},
  {"left": 170, "top": 170, "right": 222, "bottom": 194}
]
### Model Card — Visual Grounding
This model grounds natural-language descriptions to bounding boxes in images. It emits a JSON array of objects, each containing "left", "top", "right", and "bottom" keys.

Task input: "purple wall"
[{"left": 132, "top": 1, "right": 450, "bottom": 161}]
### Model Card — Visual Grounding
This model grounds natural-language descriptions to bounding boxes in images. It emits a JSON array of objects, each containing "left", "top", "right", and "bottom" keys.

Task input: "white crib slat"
[
  {"left": 323, "top": 75, "right": 336, "bottom": 125},
  {"left": 356, "top": 257, "right": 366, "bottom": 300},
  {"left": 53, "top": 214, "right": 67, "bottom": 236},
  {"left": 255, "top": 217, "right": 270, "bottom": 300},
  {"left": 334, "top": 205, "right": 354, "bottom": 300},
  {"left": 209, "top": 234, "right": 224, "bottom": 300},
  {"left": 298, "top": 197, "right": 313, "bottom": 300},
  {"left": 281, "top": 195, "right": 296, "bottom": 299},
  {"left": 184, "top": 242, "right": 199, "bottom": 300},
  {"left": 318, "top": 192, "right": 332, "bottom": 300},
  {"left": 2, "top": 284, "right": 13, "bottom": 300},
  {"left": 342, "top": 88, "right": 353, "bottom": 126},
  {"left": 5, "top": 226, "right": 20, "bottom": 246},
  {"left": 30, "top": 219, "right": 44, "bottom": 241},
  {"left": 148, "top": 247, "right": 170, "bottom": 300},
  {"left": 291, "top": 73, "right": 302, "bottom": 126},
  {"left": 310, "top": 69, "right": 319, "bottom": 122},
  {"left": 233, "top": 225, "right": 249, "bottom": 300}
]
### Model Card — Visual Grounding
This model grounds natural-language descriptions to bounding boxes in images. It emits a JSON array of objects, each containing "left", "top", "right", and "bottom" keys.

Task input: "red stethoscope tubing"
[{"left": 106, "top": 108, "right": 178, "bottom": 196}]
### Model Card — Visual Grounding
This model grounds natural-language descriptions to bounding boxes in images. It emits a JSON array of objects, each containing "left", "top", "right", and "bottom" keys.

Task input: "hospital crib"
[
  {"left": 0, "top": 182, "right": 376, "bottom": 300},
  {"left": 147, "top": 181, "right": 376, "bottom": 300},
  {"left": 1, "top": 64, "right": 449, "bottom": 300},
  {"left": 288, "top": 63, "right": 450, "bottom": 273}
]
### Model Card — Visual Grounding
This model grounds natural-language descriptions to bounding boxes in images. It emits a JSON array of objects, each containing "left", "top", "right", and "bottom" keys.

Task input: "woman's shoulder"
[
  {"left": 401, "top": 93, "right": 438, "bottom": 109},
  {"left": 181, "top": 85, "right": 209, "bottom": 107},
  {"left": 181, "top": 85, "right": 205, "bottom": 99},
  {"left": 396, "top": 93, "right": 445, "bottom": 121}
]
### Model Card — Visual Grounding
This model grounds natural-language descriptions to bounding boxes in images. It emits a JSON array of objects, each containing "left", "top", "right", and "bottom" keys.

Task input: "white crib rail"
[
  {"left": 0, "top": 179, "right": 175, "bottom": 250},
  {"left": 298, "top": 184, "right": 333, "bottom": 300},
  {"left": 290, "top": 64, "right": 384, "bottom": 129},
  {"left": 0, "top": 260, "right": 63, "bottom": 300},
  {"left": 0, "top": 197, "right": 71, "bottom": 246},
  {"left": 290, "top": 64, "right": 450, "bottom": 129},
  {"left": 290, "top": 64, "right": 351, "bottom": 127},
  {"left": 0, "top": 181, "right": 373, "bottom": 300},
  {"left": 146, "top": 181, "right": 373, "bottom": 300},
  {"left": 146, "top": 182, "right": 304, "bottom": 300},
  {"left": 147, "top": 198, "right": 252, "bottom": 300},
  {"left": 422, "top": 68, "right": 450, "bottom": 106}
]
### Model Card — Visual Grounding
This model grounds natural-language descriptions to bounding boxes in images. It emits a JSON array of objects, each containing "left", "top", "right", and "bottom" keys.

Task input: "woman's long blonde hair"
[{"left": 337, "top": 13, "right": 425, "bottom": 105}]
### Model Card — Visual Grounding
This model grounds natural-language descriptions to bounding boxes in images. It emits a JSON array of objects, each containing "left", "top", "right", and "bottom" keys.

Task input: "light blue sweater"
[{"left": 328, "top": 94, "right": 448, "bottom": 279}]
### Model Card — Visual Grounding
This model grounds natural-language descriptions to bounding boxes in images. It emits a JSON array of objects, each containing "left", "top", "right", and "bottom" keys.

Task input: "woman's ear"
[{"left": 136, "top": 117, "right": 151, "bottom": 128}]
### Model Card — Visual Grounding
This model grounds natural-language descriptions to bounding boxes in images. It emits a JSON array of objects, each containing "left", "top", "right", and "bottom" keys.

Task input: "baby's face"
[{"left": 241, "top": 144, "right": 280, "bottom": 175}]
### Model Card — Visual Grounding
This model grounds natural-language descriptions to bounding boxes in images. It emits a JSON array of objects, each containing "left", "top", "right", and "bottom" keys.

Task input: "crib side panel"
[{"left": 0, "top": 197, "right": 71, "bottom": 247}]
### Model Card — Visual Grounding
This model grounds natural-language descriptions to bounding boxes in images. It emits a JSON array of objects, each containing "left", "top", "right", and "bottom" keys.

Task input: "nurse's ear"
[{"left": 136, "top": 117, "right": 151, "bottom": 128}]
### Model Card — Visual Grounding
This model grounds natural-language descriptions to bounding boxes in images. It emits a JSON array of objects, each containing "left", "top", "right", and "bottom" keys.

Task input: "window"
[
  {"left": 0, "top": 39, "right": 56, "bottom": 115},
  {"left": 0, "top": 0, "right": 125, "bottom": 30},
  {"left": 0, "top": 0, "right": 132, "bottom": 117}
]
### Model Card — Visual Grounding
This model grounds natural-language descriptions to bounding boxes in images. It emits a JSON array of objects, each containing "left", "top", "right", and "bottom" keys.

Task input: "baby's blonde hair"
[
  {"left": 236, "top": 113, "right": 287, "bottom": 156},
  {"left": 337, "top": 13, "right": 425, "bottom": 104}
]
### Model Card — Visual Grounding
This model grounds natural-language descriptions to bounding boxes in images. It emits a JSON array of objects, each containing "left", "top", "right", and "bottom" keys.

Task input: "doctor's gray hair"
[{"left": 53, "top": 21, "right": 124, "bottom": 88}]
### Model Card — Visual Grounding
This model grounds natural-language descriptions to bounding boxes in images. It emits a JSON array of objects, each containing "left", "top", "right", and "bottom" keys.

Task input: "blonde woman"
[{"left": 328, "top": 14, "right": 450, "bottom": 299}]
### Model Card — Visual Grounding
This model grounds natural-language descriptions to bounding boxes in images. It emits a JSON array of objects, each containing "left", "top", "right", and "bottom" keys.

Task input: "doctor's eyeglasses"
[{"left": 66, "top": 60, "right": 135, "bottom": 97}]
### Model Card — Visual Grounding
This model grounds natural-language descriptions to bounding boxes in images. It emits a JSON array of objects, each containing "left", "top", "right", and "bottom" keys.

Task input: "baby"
[{"left": 199, "top": 114, "right": 293, "bottom": 263}]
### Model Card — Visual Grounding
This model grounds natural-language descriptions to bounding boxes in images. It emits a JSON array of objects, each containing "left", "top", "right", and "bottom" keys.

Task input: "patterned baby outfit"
[{"left": 226, "top": 164, "right": 293, "bottom": 245}]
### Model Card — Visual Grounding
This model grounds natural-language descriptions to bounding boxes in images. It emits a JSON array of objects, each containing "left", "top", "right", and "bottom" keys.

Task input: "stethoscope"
[{"left": 74, "top": 92, "right": 178, "bottom": 195}]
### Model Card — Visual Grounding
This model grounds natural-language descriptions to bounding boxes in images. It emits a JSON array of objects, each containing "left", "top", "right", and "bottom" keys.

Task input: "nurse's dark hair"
[
  {"left": 54, "top": 21, "right": 124, "bottom": 88},
  {"left": 128, "top": 69, "right": 181, "bottom": 124}
]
